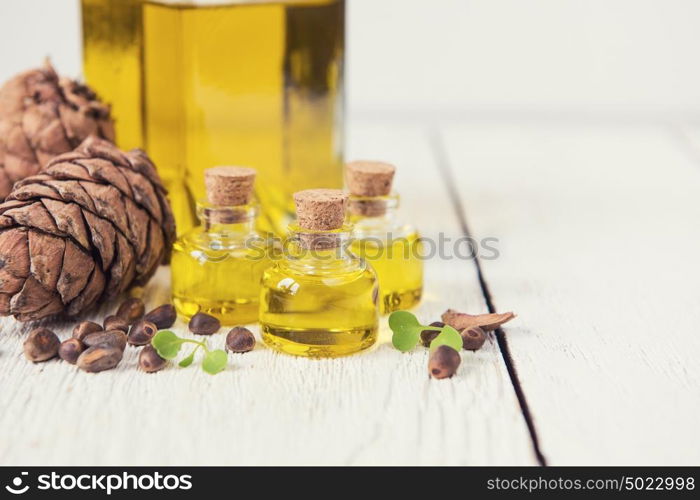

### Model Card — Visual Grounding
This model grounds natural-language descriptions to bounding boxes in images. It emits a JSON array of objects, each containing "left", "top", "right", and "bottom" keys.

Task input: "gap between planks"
[{"left": 428, "top": 128, "right": 548, "bottom": 466}]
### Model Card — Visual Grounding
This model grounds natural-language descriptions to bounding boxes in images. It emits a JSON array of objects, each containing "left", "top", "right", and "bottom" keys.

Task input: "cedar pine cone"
[
  {"left": 0, "top": 61, "right": 115, "bottom": 200},
  {"left": 0, "top": 137, "right": 175, "bottom": 321}
]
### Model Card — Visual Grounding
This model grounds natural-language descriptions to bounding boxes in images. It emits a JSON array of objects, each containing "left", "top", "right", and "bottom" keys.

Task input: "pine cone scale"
[
  {"left": 82, "top": 210, "right": 115, "bottom": 270},
  {"left": 44, "top": 180, "right": 96, "bottom": 212},
  {"left": 108, "top": 233, "right": 135, "bottom": 298},
  {"left": 143, "top": 219, "right": 164, "bottom": 281},
  {"left": 3, "top": 202, "right": 59, "bottom": 235},
  {"left": 28, "top": 230, "right": 63, "bottom": 291},
  {"left": 5, "top": 123, "right": 34, "bottom": 161},
  {"left": 10, "top": 274, "right": 60, "bottom": 316},
  {"left": 66, "top": 266, "right": 104, "bottom": 316},
  {"left": 74, "top": 157, "right": 133, "bottom": 198},
  {"left": 0, "top": 228, "right": 29, "bottom": 293},
  {"left": 125, "top": 198, "right": 150, "bottom": 268},
  {"left": 120, "top": 168, "right": 163, "bottom": 224},
  {"left": 58, "top": 240, "right": 94, "bottom": 304},
  {"left": 80, "top": 182, "right": 131, "bottom": 239},
  {"left": 11, "top": 181, "right": 61, "bottom": 202}
]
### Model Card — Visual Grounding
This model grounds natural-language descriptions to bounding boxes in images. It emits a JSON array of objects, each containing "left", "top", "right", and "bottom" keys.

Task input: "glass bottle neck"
[
  {"left": 347, "top": 193, "right": 401, "bottom": 234},
  {"left": 196, "top": 200, "right": 257, "bottom": 235},
  {"left": 284, "top": 223, "right": 360, "bottom": 272}
]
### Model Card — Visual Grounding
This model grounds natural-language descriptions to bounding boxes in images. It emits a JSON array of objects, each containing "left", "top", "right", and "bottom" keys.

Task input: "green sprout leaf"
[
  {"left": 389, "top": 311, "right": 423, "bottom": 352},
  {"left": 388, "top": 311, "right": 466, "bottom": 354},
  {"left": 388, "top": 310, "right": 421, "bottom": 335},
  {"left": 392, "top": 330, "right": 420, "bottom": 352},
  {"left": 151, "top": 330, "right": 183, "bottom": 359},
  {"left": 202, "top": 350, "right": 228, "bottom": 375},
  {"left": 178, "top": 349, "right": 197, "bottom": 368},
  {"left": 430, "top": 325, "right": 463, "bottom": 352}
]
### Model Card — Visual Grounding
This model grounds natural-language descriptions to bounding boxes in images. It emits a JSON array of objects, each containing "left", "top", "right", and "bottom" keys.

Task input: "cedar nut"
[
  {"left": 139, "top": 345, "right": 167, "bottom": 373},
  {"left": 428, "top": 345, "right": 461, "bottom": 379},
  {"left": 58, "top": 338, "right": 84, "bottom": 364},
  {"left": 144, "top": 304, "right": 177, "bottom": 329},
  {"left": 116, "top": 297, "right": 145, "bottom": 325},
  {"left": 77, "top": 345, "right": 123, "bottom": 373},
  {"left": 189, "top": 312, "right": 220, "bottom": 335},
  {"left": 23, "top": 328, "right": 60, "bottom": 362},
  {"left": 72, "top": 321, "right": 102, "bottom": 342},
  {"left": 103, "top": 315, "right": 129, "bottom": 334},
  {"left": 225, "top": 327, "right": 256, "bottom": 353},
  {"left": 83, "top": 330, "right": 128, "bottom": 352},
  {"left": 461, "top": 326, "right": 486, "bottom": 351},
  {"left": 128, "top": 320, "right": 158, "bottom": 346}
]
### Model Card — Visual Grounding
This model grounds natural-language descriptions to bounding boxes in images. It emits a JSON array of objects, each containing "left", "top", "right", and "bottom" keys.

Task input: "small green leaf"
[
  {"left": 430, "top": 325, "right": 463, "bottom": 352},
  {"left": 202, "top": 350, "right": 227, "bottom": 375},
  {"left": 151, "top": 330, "right": 183, "bottom": 359},
  {"left": 178, "top": 349, "right": 196, "bottom": 367},
  {"left": 388, "top": 311, "right": 421, "bottom": 334},
  {"left": 389, "top": 311, "right": 422, "bottom": 352},
  {"left": 392, "top": 330, "right": 419, "bottom": 352}
]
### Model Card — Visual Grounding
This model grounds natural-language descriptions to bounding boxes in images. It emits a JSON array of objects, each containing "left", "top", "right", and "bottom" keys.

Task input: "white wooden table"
[{"left": 1, "top": 118, "right": 699, "bottom": 465}]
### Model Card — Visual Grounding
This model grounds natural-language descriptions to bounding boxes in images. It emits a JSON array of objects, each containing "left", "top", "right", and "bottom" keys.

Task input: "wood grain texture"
[
  {"left": 0, "top": 123, "right": 535, "bottom": 465},
  {"left": 442, "top": 122, "right": 700, "bottom": 465}
]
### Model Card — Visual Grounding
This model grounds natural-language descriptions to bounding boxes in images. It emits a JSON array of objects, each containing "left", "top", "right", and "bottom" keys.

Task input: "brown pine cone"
[
  {"left": 0, "top": 61, "right": 115, "bottom": 200},
  {"left": 0, "top": 137, "right": 175, "bottom": 321}
]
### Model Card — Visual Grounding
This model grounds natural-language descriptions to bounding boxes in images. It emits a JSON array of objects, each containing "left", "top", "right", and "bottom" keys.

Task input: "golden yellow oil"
[
  {"left": 171, "top": 224, "right": 273, "bottom": 325},
  {"left": 351, "top": 230, "right": 423, "bottom": 313},
  {"left": 82, "top": 0, "right": 345, "bottom": 234},
  {"left": 81, "top": 0, "right": 145, "bottom": 149},
  {"left": 143, "top": 0, "right": 345, "bottom": 234},
  {"left": 260, "top": 248, "right": 378, "bottom": 357}
]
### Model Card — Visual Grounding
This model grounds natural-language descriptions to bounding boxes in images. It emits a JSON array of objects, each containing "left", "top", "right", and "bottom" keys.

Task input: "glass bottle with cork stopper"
[
  {"left": 171, "top": 166, "right": 274, "bottom": 325},
  {"left": 346, "top": 161, "right": 423, "bottom": 313},
  {"left": 259, "top": 189, "right": 379, "bottom": 357}
]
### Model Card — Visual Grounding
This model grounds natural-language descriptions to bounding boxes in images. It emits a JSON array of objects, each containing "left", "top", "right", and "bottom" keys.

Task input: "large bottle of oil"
[{"left": 81, "top": 0, "right": 345, "bottom": 234}]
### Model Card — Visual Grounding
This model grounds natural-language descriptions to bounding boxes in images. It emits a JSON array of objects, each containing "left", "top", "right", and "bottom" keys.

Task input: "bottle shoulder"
[
  {"left": 263, "top": 255, "right": 375, "bottom": 284},
  {"left": 173, "top": 227, "right": 276, "bottom": 261},
  {"left": 352, "top": 223, "right": 420, "bottom": 246},
  {"left": 351, "top": 218, "right": 418, "bottom": 240}
]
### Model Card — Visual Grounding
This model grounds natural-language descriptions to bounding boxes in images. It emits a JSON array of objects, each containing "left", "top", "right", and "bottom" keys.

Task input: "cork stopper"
[
  {"left": 293, "top": 189, "right": 347, "bottom": 231},
  {"left": 204, "top": 166, "right": 256, "bottom": 206},
  {"left": 293, "top": 189, "right": 347, "bottom": 250},
  {"left": 346, "top": 161, "right": 396, "bottom": 217},
  {"left": 345, "top": 161, "right": 396, "bottom": 197}
]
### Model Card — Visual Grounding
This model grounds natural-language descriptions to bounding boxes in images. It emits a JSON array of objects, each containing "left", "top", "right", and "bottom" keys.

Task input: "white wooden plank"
[
  {"left": 442, "top": 122, "right": 700, "bottom": 465},
  {"left": 0, "top": 123, "right": 534, "bottom": 465}
]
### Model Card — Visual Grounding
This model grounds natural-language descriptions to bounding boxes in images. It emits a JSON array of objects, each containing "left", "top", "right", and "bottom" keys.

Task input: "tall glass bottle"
[
  {"left": 260, "top": 189, "right": 378, "bottom": 357},
  {"left": 81, "top": 0, "right": 345, "bottom": 235}
]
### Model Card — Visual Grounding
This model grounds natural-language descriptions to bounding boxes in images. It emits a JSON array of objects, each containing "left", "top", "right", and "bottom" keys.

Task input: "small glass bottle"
[
  {"left": 171, "top": 166, "right": 273, "bottom": 325},
  {"left": 346, "top": 161, "right": 423, "bottom": 313},
  {"left": 260, "top": 189, "right": 379, "bottom": 357}
]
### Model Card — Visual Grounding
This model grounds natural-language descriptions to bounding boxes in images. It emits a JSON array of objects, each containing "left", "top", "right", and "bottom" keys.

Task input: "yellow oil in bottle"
[
  {"left": 347, "top": 188, "right": 424, "bottom": 314},
  {"left": 81, "top": 0, "right": 145, "bottom": 149},
  {"left": 351, "top": 230, "right": 423, "bottom": 313},
  {"left": 82, "top": 0, "right": 345, "bottom": 235},
  {"left": 171, "top": 203, "right": 274, "bottom": 325},
  {"left": 260, "top": 227, "right": 378, "bottom": 357}
]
